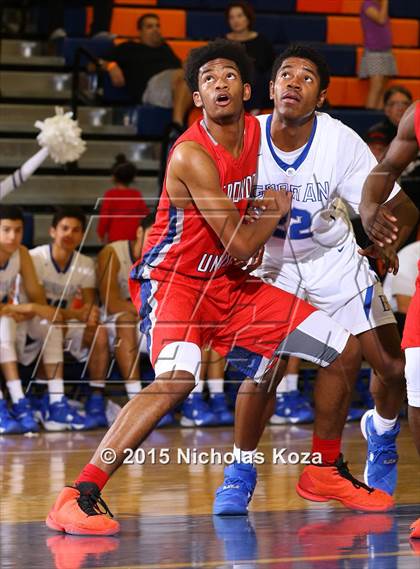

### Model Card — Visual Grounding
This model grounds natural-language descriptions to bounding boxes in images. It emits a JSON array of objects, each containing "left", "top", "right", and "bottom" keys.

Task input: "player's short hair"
[
  {"left": 137, "top": 12, "right": 159, "bottom": 30},
  {"left": 225, "top": 1, "right": 256, "bottom": 29},
  {"left": 185, "top": 38, "right": 254, "bottom": 92},
  {"left": 112, "top": 154, "right": 136, "bottom": 186},
  {"left": 0, "top": 204, "right": 24, "bottom": 223},
  {"left": 140, "top": 212, "right": 155, "bottom": 231},
  {"left": 384, "top": 85, "right": 413, "bottom": 105},
  {"left": 52, "top": 206, "right": 87, "bottom": 231},
  {"left": 271, "top": 44, "right": 330, "bottom": 92}
]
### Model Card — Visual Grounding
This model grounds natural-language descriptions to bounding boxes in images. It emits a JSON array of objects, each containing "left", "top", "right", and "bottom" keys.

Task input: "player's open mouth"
[
  {"left": 215, "top": 94, "right": 231, "bottom": 106},
  {"left": 282, "top": 91, "right": 301, "bottom": 104}
]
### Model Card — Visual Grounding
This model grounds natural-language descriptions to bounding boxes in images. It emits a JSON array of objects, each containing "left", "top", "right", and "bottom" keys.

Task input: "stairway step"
[
  {"left": 1, "top": 175, "right": 159, "bottom": 207},
  {"left": 0, "top": 71, "right": 74, "bottom": 99},
  {"left": 0, "top": 139, "right": 160, "bottom": 170},
  {"left": 0, "top": 104, "right": 136, "bottom": 135}
]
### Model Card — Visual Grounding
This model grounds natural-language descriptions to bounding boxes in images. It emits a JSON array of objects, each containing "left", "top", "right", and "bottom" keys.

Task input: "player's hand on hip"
[
  {"left": 361, "top": 203, "right": 398, "bottom": 248},
  {"left": 358, "top": 243, "right": 399, "bottom": 275}
]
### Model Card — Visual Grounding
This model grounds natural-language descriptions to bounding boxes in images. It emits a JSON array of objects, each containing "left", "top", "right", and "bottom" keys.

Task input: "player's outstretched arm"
[
  {"left": 168, "top": 142, "right": 291, "bottom": 261},
  {"left": 360, "top": 103, "right": 418, "bottom": 247}
]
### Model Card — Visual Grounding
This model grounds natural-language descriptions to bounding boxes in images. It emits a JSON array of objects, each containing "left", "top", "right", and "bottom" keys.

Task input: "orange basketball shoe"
[
  {"left": 410, "top": 518, "right": 420, "bottom": 539},
  {"left": 296, "top": 454, "right": 394, "bottom": 512},
  {"left": 46, "top": 483, "right": 120, "bottom": 536}
]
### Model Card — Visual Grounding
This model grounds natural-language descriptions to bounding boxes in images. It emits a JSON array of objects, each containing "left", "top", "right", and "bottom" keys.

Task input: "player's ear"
[
  {"left": 49, "top": 226, "right": 56, "bottom": 240},
  {"left": 316, "top": 89, "right": 327, "bottom": 109},
  {"left": 269, "top": 80, "right": 275, "bottom": 101},
  {"left": 193, "top": 91, "right": 203, "bottom": 109},
  {"left": 243, "top": 83, "right": 251, "bottom": 102}
]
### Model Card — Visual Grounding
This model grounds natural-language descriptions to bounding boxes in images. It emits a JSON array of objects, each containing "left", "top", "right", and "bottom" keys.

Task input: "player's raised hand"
[
  {"left": 361, "top": 203, "right": 399, "bottom": 248},
  {"left": 358, "top": 243, "right": 399, "bottom": 275}
]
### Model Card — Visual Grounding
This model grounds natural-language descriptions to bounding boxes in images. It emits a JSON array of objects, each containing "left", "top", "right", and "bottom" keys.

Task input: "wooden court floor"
[{"left": 1, "top": 421, "right": 419, "bottom": 568}]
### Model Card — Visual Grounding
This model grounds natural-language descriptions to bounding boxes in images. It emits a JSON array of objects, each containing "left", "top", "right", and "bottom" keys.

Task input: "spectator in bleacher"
[
  {"left": 29, "top": 206, "right": 111, "bottom": 430},
  {"left": 368, "top": 85, "right": 413, "bottom": 146},
  {"left": 97, "top": 214, "right": 153, "bottom": 405},
  {"left": 225, "top": 1, "right": 275, "bottom": 114},
  {"left": 359, "top": 0, "right": 397, "bottom": 109},
  {"left": 100, "top": 13, "right": 192, "bottom": 134},
  {"left": 0, "top": 205, "right": 63, "bottom": 434},
  {"left": 382, "top": 240, "right": 420, "bottom": 334},
  {"left": 364, "top": 125, "right": 389, "bottom": 161},
  {"left": 97, "top": 154, "right": 150, "bottom": 243},
  {"left": 44, "top": 0, "right": 114, "bottom": 40}
]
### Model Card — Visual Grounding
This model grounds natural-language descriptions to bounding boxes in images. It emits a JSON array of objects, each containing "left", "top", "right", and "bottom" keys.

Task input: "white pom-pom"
[{"left": 35, "top": 107, "right": 86, "bottom": 164}]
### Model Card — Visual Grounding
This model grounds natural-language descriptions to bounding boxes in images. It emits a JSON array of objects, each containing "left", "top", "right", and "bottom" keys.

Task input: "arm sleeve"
[{"left": 335, "top": 125, "right": 400, "bottom": 216}]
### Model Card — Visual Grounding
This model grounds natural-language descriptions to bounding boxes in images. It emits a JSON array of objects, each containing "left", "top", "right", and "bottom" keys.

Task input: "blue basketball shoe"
[
  {"left": 0, "top": 399, "right": 22, "bottom": 434},
  {"left": 209, "top": 394, "right": 234, "bottom": 426},
  {"left": 85, "top": 394, "right": 108, "bottom": 428},
  {"left": 156, "top": 412, "right": 176, "bottom": 428},
  {"left": 361, "top": 409, "right": 400, "bottom": 495},
  {"left": 213, "top": 462, "right": 257, "bottom": 515},
  {"left": 180, "top": 394, "right": 218, "bottom": 427},
  {"left": 12, "top": 397, "right": 40, "bottom": 433},
  {"left": 38, "top": 396, "right": 97, "bottom": 431},
  {"left": 270, "top": 391, "right": 314, "bottom": 424}
]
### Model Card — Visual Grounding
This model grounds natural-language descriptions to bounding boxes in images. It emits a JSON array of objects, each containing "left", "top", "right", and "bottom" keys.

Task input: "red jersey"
[
  {"left": 97, "top": 187, "right": 149, "bottom": 243},
  {"left": 132, "top": 114, "right": 260, "bottom": 280}
]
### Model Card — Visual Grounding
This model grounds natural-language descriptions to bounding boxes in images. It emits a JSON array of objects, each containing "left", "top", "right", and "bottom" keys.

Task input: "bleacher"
[{"left": 1, "top": 0, "right": 419, "bottom": 248}]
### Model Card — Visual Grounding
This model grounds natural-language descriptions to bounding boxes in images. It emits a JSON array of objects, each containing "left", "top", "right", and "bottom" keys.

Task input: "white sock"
[
  {"left": 0, "top": 389, "right": 3, "bottom": 399},
  {"left": 7, "top": 379, "right": 25, "bottom": 403},
  {"left": 372, "top": 408, "right": 398, "bottom": 436},
  {"left": 189, "top": 380, "right": 204, "bottom": 398},
  {"left": 89, "top": 381, "right": 105, "bottom": 390},
  {"left": 233, "top": 444, "right": 256, "bottom": 465},
  {"left": 286, "top": 373, "right": 299, "bottom": 391},
  {"left": 208, "top": 378, "right": 224, "bottom": 396},
  {"left": 48, "top": 378, "right": 65, "bottom": 404},
  {"left": 125, "top": 380, "right": 142, "bottom": 399}
]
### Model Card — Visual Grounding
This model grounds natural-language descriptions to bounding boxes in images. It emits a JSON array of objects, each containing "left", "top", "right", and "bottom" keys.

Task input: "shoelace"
[
  {"left": 333, "top": 455, "right": 374, "bottom": 494},
  {"left": 72, "top": 486, "right": 114, "bottom": 518}
]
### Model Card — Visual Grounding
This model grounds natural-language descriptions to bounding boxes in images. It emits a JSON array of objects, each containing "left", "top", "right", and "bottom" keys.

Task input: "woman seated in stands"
[{"left": 225, "top": 1, "right": 275, "bottom": 114}]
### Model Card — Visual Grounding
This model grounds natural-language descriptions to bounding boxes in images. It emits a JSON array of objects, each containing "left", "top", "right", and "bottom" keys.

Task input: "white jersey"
[
  {"left": 256, "top": 112, "right": 400, "bottom": 263},
  {"left": 30, "top": 244, "right": 96, "bottom": 308},
  {"left": 109, "top": 240, "right": 136, "bottom": 301},
  {"left": 0, "top": 249, "right": 20, "bottom": 304}
]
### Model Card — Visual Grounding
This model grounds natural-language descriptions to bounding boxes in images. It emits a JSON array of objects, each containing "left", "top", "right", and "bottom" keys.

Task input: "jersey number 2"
[{"left": 273, "top": 207, "right": 313, "bottom": 240}]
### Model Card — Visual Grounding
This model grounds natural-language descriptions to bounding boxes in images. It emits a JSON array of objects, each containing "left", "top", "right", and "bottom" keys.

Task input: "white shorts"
[
  {"left": 258, "top": 235, "right": 396, "bottom": 335},
  {"left": 18, "top": 319, "right": 89, "bottom": 365},
  {"left": 100, "top": 310, "right": 148, "bottom": 355}
]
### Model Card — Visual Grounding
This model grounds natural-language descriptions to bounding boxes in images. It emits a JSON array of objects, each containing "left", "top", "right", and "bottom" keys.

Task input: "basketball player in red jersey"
[
  {"left": 360, "top": 101, "right": 420, "bottom": 540},
  {"left": 46, "top": 40, "right": 391, "bottom": 536}
]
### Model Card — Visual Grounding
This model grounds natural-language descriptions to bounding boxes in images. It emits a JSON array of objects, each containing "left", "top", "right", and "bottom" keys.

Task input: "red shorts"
[
  {"left": 129, "top": 267, "right": 349, "bottom": 380},
  {"left": 402, "top": 270, "right": 420, "bottom": 349}
]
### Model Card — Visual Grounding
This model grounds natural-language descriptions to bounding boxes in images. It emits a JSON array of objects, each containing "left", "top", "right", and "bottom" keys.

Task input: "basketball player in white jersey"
[
  {"left": 28, "top": 206, "right": 110, "bottom": 430},
  {"left": 0, "top": 205, "right": 65, "bottom": 434},
  {"left": 214, "top": 45, "right": 418, "bottom": 515}
]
